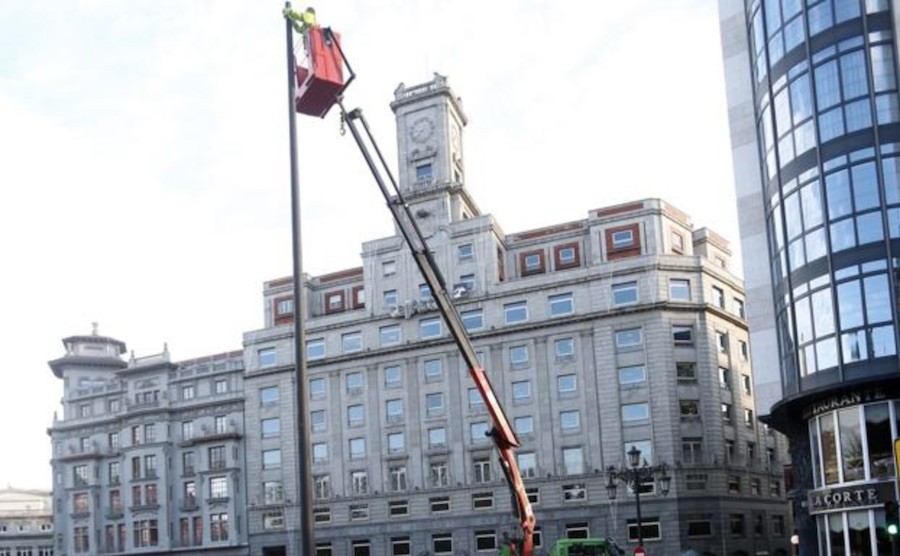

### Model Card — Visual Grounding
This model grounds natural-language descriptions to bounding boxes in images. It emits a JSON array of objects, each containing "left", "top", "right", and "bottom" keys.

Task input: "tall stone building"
[
  {"left": 719, "top": 0, "right": 900, "bottom": 553},
  {"left": 241, "top": 75, "right": 791, "bottom": 556},
  {"left": 47, "top": 328, "right": 247, "bottom": 554},
  {"left": 0, "top": 487, "right": 53, "bottom": 556}
]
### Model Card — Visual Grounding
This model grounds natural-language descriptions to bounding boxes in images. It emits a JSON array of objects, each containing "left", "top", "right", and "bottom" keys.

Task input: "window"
[
  {"left": 687, "top": 520, "right": 712, "bottom": 538},
  {"left": 549, "top": 293, "right": 574, "bottom": 316},
  {"left": 734, "top": 298, "right": 746, "bottom": 318},
  {"left": 347, "top": 404, "right": 365, "bottom": 427},
  {"left": 263, "top": 449, "right": 281, "bottom": 469},
  {"left": 712, "top": 286, "right": 725, "bottom": 308},
  {"left": 392, "top": 537, "right": 412, "bottom": 556},
  {"left": 728, "top": 476, "right": 741, "bottom": 494},
  {"left": 739, "top": 340, "right": 749, "bottom": 360},
  {"left": 671, "top": 231, "right": 685, "bottom": 253},
  {"left": 389, "top": 466, "right": 407, "bottom": 491},
  {"left": 560, "top": 410, "right": 580, "bottom": 431},
  {"left": 475, "top": 531, "right": 497, "bottom": 551},
  {"left": 519, "top": 452, "right": 537, "bottom": 477},
  {"left": 615, "top": 328, "right": 642, "bottom": 348},
  {"left": 419, "top": 283, "right": 432, "bottom": 301},
  {"left": 428, "top": 427, "right": 447, "bottom": 448},
  {"left": 349, "top": 438, "right": 366, "bottom": 458},
  {"left": 309, "top": 377, "right": 326, "bottom": 399},
  {"left": 260, "top": 385, "right": 279, "bottom": 405},
  {"left": 389, "top": 500, "right": 409, "bottom": 516},
  {"left": 680, "top": 400, "right": 699, "bottom": 420},
  {"left": 521, "top": 250, "right": 545, "bottom": 275},
  {"left": 351, "top": 470, "right": 368, "bottom": 495},
  {"left": 275, "top": 297, "right": 293, "bottom": 317},
  {"left": 557, "top": 374, "right": 577, "bottom": 394},
  {"left": 725, "top": 439, "right": 735, "bottom": 463},
  {"left": 469, "top": 387, "right": 484, "bottom": 408},
  {"left": 677, "top": 362, "right": 696, "bottom": 380},
  {"left": 472, "top": 492, "right": 494, "bottom": 510},
  {"left": 424, "top": 358, "right": 443, "bottom": 381},
  {"left": 461, "top": 309, "right": 484, "bottom": 331},
  {"left": 430, "top": 496, "right": 451, "bottom": 513},
  {"left": 473, "top": 457, "right": 492, "bottom": 483},
  {"left": 744, "top": 408, "right": 755, "bottom": 428},
  {"left": 210, "top": 513, "right": 228, "bottom": 542},
  {"left": 313, "top": 508, "right": 331, "bottom": 524},
  {"left": 263, "top": 511, "right": 284, "bottom": 530},
  {"left": 504, "top": 301, "right": 528, "bottom": 324},
  {"left": 682, "top": 437, "right": 703, "bottom": 464},
  {"left": 73, "top": 526, "right": 89, "bottom": 553},
  {"left": 420, "top": 317, "right": 442, "bottom": 338},
  {"left": 618, "top": 365, "right": 646, "bottom": 385},
  {"left": 383, "top": 289, "right": 398, "bottom": 307},
  {"left": 73, "top": 492, "right": 88, "bottom": 513},
  {"left": 416, "top": 163, "right": 433, "bottom": 181},
  {"left": 686, "top": 473, "right": 707, "bottom": 490},
  {"left": 382, "top": 260, "right": 397, "bottom": 277},
  {"left": 611, "top": 229, "right": 634, "bottom": 248},
  {"left": 258, "top": 347, "right": 276, "bottom": 368},
  {"left": 622, "top": 403, "right": 649, "bottom": 421},
  {"left": 751, "top": 478, "right": 761, "bottom": 495},
  {"left": 342, "top": 332, "right": 362, "bottom": 353},
  {"left": 470, "top": 422, "right": 489, "bottom": 443},
  {"left": 109, "top": 461, "right": 120, "bottom": 484},
  {"left": 716, "top": 331, "right": 728, "bottom": 353},
  {"left": 627, "top": 520, "right": 661, "bottom": 542},
  {"left": 509, "top": 345, "right": 529, "bottom": 366},
  {"left": 514, "top": 415, "right": 534, "bottom": 435},
  {"left": 215, "top": 415, "right": 227, "bottom": 434},
  {"left": 306, "top": 338, "right": 325, "bottom": 360},
  {"left": 458, "top": 273, "right": 476, "bottom": 292},
  {"left": 433, "top": 533, "right": 453, "bottom": 555},
  {"left": 259, "top": 417, "right": 279, "bottom": 439},
  {"left": 388, "top": 432, "right": 406, "bottom": 454},
  {"left": 266, "top": 480, "right": 285, "bottom": 503},
  {"left": 430, "top": 462, "right": 449, "bottom": 487},
  {"left": 719, "top": 367, "right": 731, "bottom": 389},
  {"left": 669, "top": 279, "right": 691, "bottom": 300},
  {"left": 326, "top": 291, "right": 345, "bottom": 313},
  {"left": 210, "top": 476, "right": 228, "bottom": 499},
  {"left": 346, "top": 372, "right": 363, "bottom": 393},
  {"left": 563, "top": 483, "right": 587, "bottom": 501},
  {"left": 729, "top": 513, "right": 745, "bottom": 536},
  {"left": 612, "top": 281, "right": 638, "bottom": 305},
  {"left": 555, "top": 243, "right": 580, "bottom": 269},
  {"left": 458, "top": 243, "right": 474, "bottom": 260},
  {"left": 722, "top": 403, "right": 733, "bottom": 424},
  {"left": 563, "top": 447, "right": 584, "bottom": 475},
  {"left": 214, "top": 380, "right": 228, "bottom": 394},
  {"left": 181, "top": 385, "right": 195, "bottom": 400},
  {"left": 384, "top": 365, "right": 402, "bottom": 387},
  {"left": 673, "top": 325, "right": 693, "bottom": 346},
  {"left": 386, "top": 399, "right": 403, "bottom": 423},
  {"left": 312, "top": 442, "right": 328, "bottom": 462},
  {"left": 182, "top": 453, "right": 195, "bottom": 475},
  {"left": 311, "top": 409, "right": 325, "bottom": 432},
  {"left": 772, "top": 515, "right": 786, "bottom": 536},
  {"left": 513, "top": 380, "right": 532, "bottom": 401},
  {"left": 555, "top": 337, "right": 575, "bottom": 358},
  {"left": 380, "top": 324, "right": 401, "bottom": 346},
  {"left": 426, "top": 392, "right": 444, "bottom": 415}
]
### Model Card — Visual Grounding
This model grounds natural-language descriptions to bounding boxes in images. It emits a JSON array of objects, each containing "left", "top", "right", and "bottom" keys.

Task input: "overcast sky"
[{"left": 0, "top": 0, "right": 738, "bottom": 489}]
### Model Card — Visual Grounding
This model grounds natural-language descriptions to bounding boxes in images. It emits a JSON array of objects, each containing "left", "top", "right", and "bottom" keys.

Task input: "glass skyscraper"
[{"left": 720, "top": 0, "right": 900, "bottom": 553}]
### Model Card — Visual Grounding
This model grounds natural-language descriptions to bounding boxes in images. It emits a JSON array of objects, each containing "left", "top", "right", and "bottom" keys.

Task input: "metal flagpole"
[{"left": 284, "top": 3, "right": 315, "bottom": 554}]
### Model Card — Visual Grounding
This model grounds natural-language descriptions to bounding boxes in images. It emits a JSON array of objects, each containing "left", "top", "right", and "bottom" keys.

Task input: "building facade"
[
  {"left": 242, "top": 75, "right": 791, "bottom": 556},
  {"left": 0, "top": 487, "right": 53, "bottom": 556},
  {"left": 720, "top": 0, "right": 900, "bottom": 553},
  {"left": 47, "top": 329, "right": 247, "bottom": 554}
]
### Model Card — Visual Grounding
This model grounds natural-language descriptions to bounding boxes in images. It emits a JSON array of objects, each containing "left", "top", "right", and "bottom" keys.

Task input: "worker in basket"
[{"left": 283, "top": 6, "right": 317, "bottom": 34}]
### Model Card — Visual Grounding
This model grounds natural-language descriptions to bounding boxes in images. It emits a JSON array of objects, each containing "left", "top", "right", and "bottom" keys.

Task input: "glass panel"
[
  {"left": 810, "top": 418, "right": 822, "bottom": 488},
  {"left": 828, "top": 512, "right": 846, "bottom": 556},
  {"left": 842, "top": 330, "right": 869, "bottom": 362},
  {"left": 809, "top": 2, "right": 834, "bottom": 35},
  {"left": 847, "top": 510, "right": 872, "bottom": 556},
  {"left": 838, "top": 407, "right": 864, "bottom": 482},
  {"left": 864, "top": 274, "right": 891, "bottom": 323},
  {"left": 806, "top": 228, "right": 828, "bottom": 262},
  {"left": 866, "top": 403, "right": 893, "bottom": 479},
  {"left": 812, "top": 288, "right": 835, "bottom": 337},
  {"left": 871, "top": 325, "right": 897, "bottom": 357},
  {"left": 801, "top": 180, "right": 824, "bottom": 229},
  {"left": 853, "top": 163, "right": 880, "bottom": 211},
  {"left": 818, "top": 337, "right": 838, "bottom": 369},
  {"left": 820, "top": 414, "right": 840, "bottom": 485},
  {"left": 827, "top": 169, "right": 853, "bottom": 219},
  {"left": 837, "top": 280, "right": 865, "bottom": 329},
  {"left": 857, "top": 212, "right": 884, "bottom": 245},
  {"left": 883, "top": 158, "right": 900, "bottom": 205},
  {"left": 785, "top": 192, "right": 803, "bottom": 239},
  {"left": 816, "top": 60, "right": 841, "bottom": 110},
  {"left": 841, "top": 51, "right": 869, "bottom": 99},
  {"left": 876, "top": 508, "right": 891, "bottom": 555},
  {"left": 795, "top": 296, "right": 814, "bottom": 344}
]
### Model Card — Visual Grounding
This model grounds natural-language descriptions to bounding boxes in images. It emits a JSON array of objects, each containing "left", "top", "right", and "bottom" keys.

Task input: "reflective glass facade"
[{"left": 726, "top": 0, "right": 900, "bottom": 553}]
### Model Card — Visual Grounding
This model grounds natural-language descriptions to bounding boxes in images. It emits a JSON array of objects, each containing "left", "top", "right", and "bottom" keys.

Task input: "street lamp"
[{"left": 606, "top": 446, "right": 671, "bottom": 549}]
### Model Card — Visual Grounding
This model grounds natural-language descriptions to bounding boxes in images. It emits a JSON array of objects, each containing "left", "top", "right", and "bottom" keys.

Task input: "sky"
[{"left": 0, "top": 0, "right": 739, "bottom": 489}]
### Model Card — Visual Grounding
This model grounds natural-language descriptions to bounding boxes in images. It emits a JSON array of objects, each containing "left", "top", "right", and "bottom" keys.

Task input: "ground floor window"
[{"left": 816, "top": 508, "right": 889, "bottom": 555}]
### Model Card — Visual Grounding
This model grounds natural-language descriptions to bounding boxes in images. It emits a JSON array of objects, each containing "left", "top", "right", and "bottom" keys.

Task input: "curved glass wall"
[
  {"left": 747, "top": 0, "right": 900, "bottom": 396},
  {"left": 807, "top": 399, "right": 900, "bottom": 554}
]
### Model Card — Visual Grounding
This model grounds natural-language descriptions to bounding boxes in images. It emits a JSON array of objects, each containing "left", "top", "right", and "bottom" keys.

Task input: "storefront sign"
[
  {"left": 808, "top": 482, "right": 895, "bottom": 514},
  {"left": 802, "top": 389, "right": 886, "bottom": 419}
]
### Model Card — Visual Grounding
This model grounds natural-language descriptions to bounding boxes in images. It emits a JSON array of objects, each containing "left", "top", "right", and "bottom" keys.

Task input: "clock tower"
[{"left": 390, "top": 73, "right": 479, "bottom": 233}]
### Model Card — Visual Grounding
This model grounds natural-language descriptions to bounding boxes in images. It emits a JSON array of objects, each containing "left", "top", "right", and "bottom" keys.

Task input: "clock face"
[{"left": 410, "top": 117, "right": 434, "bottom": 143}]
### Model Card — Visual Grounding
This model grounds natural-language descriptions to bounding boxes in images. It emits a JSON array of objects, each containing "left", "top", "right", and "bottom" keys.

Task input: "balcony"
[
  {"left": 181, "top": 498, "right": 199, "bottom": 512},
  {"left": 179, "top": 424, "right": 242, "bottom": 447},
  {"left": 130, "top": 503, "right": 160, "bottom": 513},
  {"left": 209, "top": 460, "right": 227, "bottom": 471}
]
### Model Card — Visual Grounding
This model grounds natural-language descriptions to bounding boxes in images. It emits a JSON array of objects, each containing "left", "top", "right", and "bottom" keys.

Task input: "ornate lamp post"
[{"left": 606, "top": 445, "right": 672, "bottom": 549}]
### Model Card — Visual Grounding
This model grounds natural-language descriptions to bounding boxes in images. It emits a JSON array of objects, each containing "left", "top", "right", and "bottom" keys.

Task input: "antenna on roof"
[{"left": 91, "top": 322, "right": 99, "bottom": 336}]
